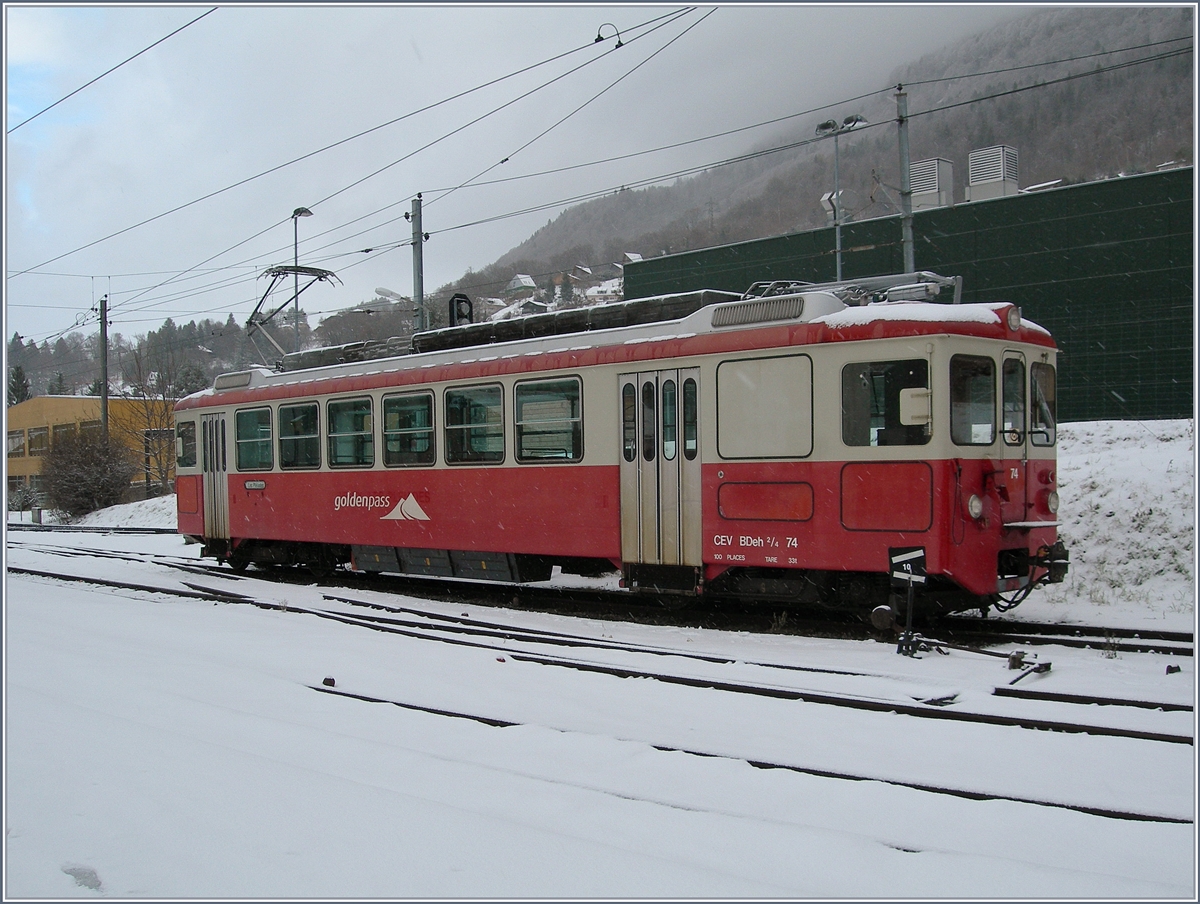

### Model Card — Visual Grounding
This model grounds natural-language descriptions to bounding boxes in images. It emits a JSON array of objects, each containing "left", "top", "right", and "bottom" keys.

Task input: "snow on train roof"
[
  {"left": 182, "top": 293, "right": 1051, "bottom": 404},
  {"left": 814, "top": 300, "right": 1049, "bottom": 334}
]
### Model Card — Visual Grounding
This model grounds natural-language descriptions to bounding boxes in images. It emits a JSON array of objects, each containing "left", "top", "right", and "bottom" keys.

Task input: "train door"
[
  {"left": 619, "top": 369, "right": 702, "bottom": 567},
  {"left": 999, "top": 352, "right": 1029, "bottom": 524},
  {"left": 201, "top": 412, "right": 230, "bottom": 539}
]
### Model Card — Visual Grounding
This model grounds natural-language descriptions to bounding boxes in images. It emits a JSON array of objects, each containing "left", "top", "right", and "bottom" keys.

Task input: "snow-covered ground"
[{"left": 4, "top": 420, "right": 1196, "bottom": 897}]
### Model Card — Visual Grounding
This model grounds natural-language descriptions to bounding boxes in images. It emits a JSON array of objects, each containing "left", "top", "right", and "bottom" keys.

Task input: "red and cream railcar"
[{"left": 174, "top": 272, "right": 1068, "bottom": 616}]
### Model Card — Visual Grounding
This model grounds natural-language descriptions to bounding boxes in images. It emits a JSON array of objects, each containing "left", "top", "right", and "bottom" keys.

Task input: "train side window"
[
  {"left": 641, "top": 381, "right": 656, "bottom": 462},
  {"left": 328, "top": 398, "right": 374, "bottom": 468},
  {"left": 1030, "top": 362, "right": 1057, "bottom": 447},
  {"left": 1003, "top": 358, "right": 1026, "bottom": 445},
  {"left": 383, "top": 392, "right": 435, "bottom": 466},
  {"left": 515, "top": 377, "right": 582, "bottom": 463},
  {"left": 235, "top": 408, "right": 273, "bottom": 470},
  {"left": 176, "top": 420, "right": 197, "bottom": 468},
  {"left": 279, "top": 403, "right": 320, "bottom": 469},
  {"left": 445, "top": 385, "right": 504, "bottom": 464},
  {"left": 841, "top": 359, "right": 930, "bottom": 447},
  {"left": 950, "top": 355, "right": 996, "bottom": 446},
  {"left": 718, "top": 355, "right": 813, "bottom": 458},
  {"left": 662, "top": 379, "right": 677, "bottom": 461},
  {"left": 622, "top": 383, "right": 637, "bottom": 462},
  {"left": 682, "top": 377, "right": 698, "bottom": 460}
]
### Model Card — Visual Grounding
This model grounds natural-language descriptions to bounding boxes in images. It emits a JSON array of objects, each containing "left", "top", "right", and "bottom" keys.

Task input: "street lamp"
[
  {"left": 292, "top": 206, "right": 313, "bottom": 352},
  {"left": 815, "top": 114, "right": 866, "bottom": 281}
]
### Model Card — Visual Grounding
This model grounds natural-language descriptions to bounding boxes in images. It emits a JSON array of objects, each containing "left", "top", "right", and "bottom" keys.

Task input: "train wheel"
[{"left": 228, "top": 553, "right": 250, "bottom": 574}]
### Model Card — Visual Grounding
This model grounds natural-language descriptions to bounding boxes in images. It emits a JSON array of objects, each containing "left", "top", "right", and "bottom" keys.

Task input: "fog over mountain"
[{"left": 442, "top": 6, "right": 1192, "bottom": 304}]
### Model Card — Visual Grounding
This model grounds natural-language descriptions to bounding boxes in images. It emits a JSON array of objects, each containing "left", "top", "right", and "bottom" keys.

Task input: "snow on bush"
[
  {"left": 1040, "top": 419, "right": 1195, "bottom": 614},
  {"left": 70, "top": 493, "right": 179, "bottom": 530}
]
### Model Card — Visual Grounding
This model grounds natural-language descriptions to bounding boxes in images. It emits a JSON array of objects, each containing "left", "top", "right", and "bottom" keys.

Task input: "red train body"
[{"left": 175, "top": 272, "right": 1068, "bottom": 617}]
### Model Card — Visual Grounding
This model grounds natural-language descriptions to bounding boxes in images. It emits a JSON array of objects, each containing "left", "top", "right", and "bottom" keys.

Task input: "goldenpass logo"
[
  {"left": 332, "top": 491, "right": 431, "bottom": 521},
  {"left": 334, "top": 492, "right": 391, "bottom": 512}
]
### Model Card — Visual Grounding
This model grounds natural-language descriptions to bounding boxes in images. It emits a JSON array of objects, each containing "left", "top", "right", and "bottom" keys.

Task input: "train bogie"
[{"left": 175, "top": 273, "right": 1068, "bottom": 618}]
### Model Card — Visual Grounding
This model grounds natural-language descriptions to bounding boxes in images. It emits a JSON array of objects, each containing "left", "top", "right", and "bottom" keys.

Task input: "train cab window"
[
  {"left": 279, "top": 403, "right": 320, "bottom": 469},
  {"left": 1030, "top": 362, "right": 1057, "bottom": 447},
  {"left": 622, "top": 383, "right": 637, "bottom": 462},
  {"left": 515, "top": 378, "right": 582, "bottom": 462},
  {"left": 950, "top": 355, "right": 996, "bottom": 446},
  {"left": 176, "top": 421, "right": 197, "bottom": 469},
  {"left": 328, "top": 398, "right": 374, "bottom": 468},
  {"left": 1002, "top": 358, "right": 1026, "bottom": 445},
  {"left": 841, "top": 359, "right": 930, "bottom": 447},
  {"left": 383, "top": 392, "right": 435, "bottom": 466},
  {"left": 445, "top": 385, "right": 504, "bottom": 464},
  {"left": 683, "top": 378, "right": 698, "bottom": 460},
  {"left": 235, "top": 408, "right": 273, "bottom": 470}
]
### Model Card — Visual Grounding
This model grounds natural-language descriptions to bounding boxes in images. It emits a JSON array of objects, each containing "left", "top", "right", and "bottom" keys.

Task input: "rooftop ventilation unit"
[
  {"left": 966, "top": 145, "right": 1018, "bottom": 201},
  {"left": 909, "top": 158, "right": 955, "bottom": 210}
]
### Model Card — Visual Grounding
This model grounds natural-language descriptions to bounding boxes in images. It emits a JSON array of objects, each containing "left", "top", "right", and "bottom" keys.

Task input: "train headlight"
[
  {"left": 967, "top": 494, "right": 984, "bottom": 520},
  {"left": 1046, "top": 491, "right": 1060, "bottom": 514},
  {"left": 1007, "top": 306, "right": 1022, "bottom": 331}
]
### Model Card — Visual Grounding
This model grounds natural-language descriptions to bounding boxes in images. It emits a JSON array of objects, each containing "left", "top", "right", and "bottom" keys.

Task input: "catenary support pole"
[
  {"left": 411, "top": 194, "right": 425, "bottom": 331},
  {"left": 896, "top": 85, "right": 915, "bottom": 273},
  {"left": 99, "top": 293, "right": 109, "bottom": 439}
]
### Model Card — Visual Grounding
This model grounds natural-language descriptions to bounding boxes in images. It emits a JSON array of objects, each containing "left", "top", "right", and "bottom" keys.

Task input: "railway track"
[
  {"left": 9, "top": 561, "right": 1193, "bottom": 825},
  {"left": 8, "top": 528, "right": 1195, "bottom": 656},
  {"left": 12, "top": 564, "right": 1195, "bottom": 737}
]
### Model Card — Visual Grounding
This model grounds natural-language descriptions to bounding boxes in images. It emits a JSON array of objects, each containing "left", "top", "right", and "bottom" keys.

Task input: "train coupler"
[{"left": 1034, "top": 540, "right": 1070, "bottom": 583}]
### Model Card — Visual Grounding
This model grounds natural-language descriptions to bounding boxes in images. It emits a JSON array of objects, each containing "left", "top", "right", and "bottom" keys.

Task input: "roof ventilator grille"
[
  {"left": 712, "top": 296, "right": 804, "bottom": 327},
  {"left": 214, "top": 371, "right": 254, "bottom": 390}
]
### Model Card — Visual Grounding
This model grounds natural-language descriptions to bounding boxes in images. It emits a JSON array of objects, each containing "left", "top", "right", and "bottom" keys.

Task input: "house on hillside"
[
  {"left": 6, "top": 395, "right": 176, "bottom": 504},
  {"left": 504, "top": 274, "right": 539, "bottom": 298},
  {"left": 583, "top": 277, "right": 623, "bottom": 304}
]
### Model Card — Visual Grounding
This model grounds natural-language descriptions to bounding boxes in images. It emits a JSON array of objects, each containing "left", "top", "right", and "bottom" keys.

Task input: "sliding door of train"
[
  {"left": 619, "top": 369, "right": 702, "bottom": 566},
  {"left": 200, "top": 412, "right": 230, "bottom": 539}
]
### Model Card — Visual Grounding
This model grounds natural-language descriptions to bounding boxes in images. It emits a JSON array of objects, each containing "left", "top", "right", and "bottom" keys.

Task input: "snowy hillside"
[{"left": 1028, "top": 419, "right": 1195, "bottom": 626}]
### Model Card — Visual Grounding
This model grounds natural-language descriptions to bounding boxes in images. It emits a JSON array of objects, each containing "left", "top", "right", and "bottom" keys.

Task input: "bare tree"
[{"left": 115, "top": 346, "right": 179, "bottom": 497}]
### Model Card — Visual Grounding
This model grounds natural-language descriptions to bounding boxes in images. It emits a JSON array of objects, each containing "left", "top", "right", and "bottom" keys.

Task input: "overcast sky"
[{"left": 4, "top": 3, "right": 1026, "bottom": 348}]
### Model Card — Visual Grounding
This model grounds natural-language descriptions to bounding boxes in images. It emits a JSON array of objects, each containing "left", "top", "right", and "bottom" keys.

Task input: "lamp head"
[
  {"left": 293, "top": 207, "right": 313, "bottom": 219},
  {"left": 816, "top": 119, "right": 838, "bottom": 136}
]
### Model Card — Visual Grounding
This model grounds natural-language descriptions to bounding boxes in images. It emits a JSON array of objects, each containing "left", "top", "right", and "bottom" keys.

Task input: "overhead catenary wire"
[
  {"left": 96, "top": 10, "right": 698, "bottom": 327},
  {"left": 10, "top": 34, "right": 1191, "bottom": 346},
  {"left": 6, "top": 8, "right": 218, "bottom": 135},
  {"left": 6, "top": 7, "right": 697, "bottom": 284}
]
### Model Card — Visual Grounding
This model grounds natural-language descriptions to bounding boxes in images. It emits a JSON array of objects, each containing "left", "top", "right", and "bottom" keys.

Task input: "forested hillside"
[{"left": 445, "top": 6, "right": 1192, "bottom": 300}]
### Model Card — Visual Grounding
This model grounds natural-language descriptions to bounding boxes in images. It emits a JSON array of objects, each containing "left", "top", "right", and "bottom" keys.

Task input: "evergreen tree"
[
  {"left": 7, "top": 365, "right": 31, "bottom": 406},
  {"left": 42, "top": 430, "right": 137, "bottom": 518},
  {"left": 47, "top": 372, "right": 69, "bottom": 395}
]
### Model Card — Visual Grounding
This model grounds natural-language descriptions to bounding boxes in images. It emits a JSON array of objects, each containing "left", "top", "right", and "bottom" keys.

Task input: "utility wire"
[
  {"left": 7, "top": 8, "right": 218, "bottom": 134},
  {"left": 15, "top": 36, "right": 1191, "bottom": 342},
  {"left": 6, "top": 7, "right": 694, "bottom": 281},
  {"left": 901, "top": 34, "right": 1192, "bottom": 87},
  {"left": 100, "top": 10, "right": 698, "bottom": 325},
  {"left": 428, "top": 8, "right": 714, "bottom": 209}
]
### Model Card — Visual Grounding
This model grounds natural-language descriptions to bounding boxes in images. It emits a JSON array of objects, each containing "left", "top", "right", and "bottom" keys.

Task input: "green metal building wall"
[{"left": 624, "top": 168, "right": 1194, "bottom": 423}]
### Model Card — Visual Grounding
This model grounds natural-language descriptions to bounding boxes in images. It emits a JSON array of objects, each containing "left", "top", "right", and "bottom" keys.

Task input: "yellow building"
[{"left": 6, "top": 395, "right": 176, "bottom": 504}]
